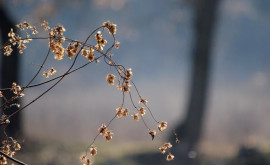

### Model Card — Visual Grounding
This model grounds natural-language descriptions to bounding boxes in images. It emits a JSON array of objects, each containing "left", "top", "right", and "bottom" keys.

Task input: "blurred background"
[{"left": 0, "top": 0, "right": 270, "bottom": 164}]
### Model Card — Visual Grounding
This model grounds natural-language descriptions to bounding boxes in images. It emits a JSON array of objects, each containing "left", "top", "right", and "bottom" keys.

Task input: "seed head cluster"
[
  {"left": 166, "top": 152, "right": 175, "bottom": 161},
  {"left": 132, "top": 113, "right": 140, "bottom": 121},
  {"left": 103, "top": 21, "right": 117, "bottom": 35},
  {"left": 97, "top": 124, "right": 114, "bottom": 142},
  {"left": 158, "top": 121, "right": 168, "bottom": 132},
  {"left": 11, "top": 82, "right": 24, "bottom": 97},
  {"left": 0, "top": 139, "right": 22, "bottom": 164},
  {"left": 41, "top": 20, "right": 50, "bottom": 31},
  {"left": 106, "top": 74, "right": 116, "bottom": 85},
  {"left": 65, "top": 42, "right": 81, "bottom": 59},
  {"left": 90, "top": 145, "right": 97, "bottom": 156},
  {"left": 139, "top": 107, "right": 146, "bottom": 116},
  {"left": 95, "top": 31, "right": 107, "bottom": 51},
  {"left": 104, "top": 130, "right": 114, "bottom": 142},
  {"left": 159, "top": 142, "right": 174, "bottom": 161},
  {"left": 98, "top": 124, "right": 107, "bottom": 135},
  {"left": 81, "top": 48, "right": 95, "bottom": 61},
  {"left": 43, "top": 67, "right": 56, "bottom": 78},
  {"left": 5, "top": 21, "right": 39, "bottom": 55}
]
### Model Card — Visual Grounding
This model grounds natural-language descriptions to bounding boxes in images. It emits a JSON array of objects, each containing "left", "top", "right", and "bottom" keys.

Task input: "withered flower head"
[
  {"left": 158, "top": 142, "right": 173, "bottom": 154},
  {"left": 0, "top": 155, "right": 7, "bottom": 164},
  {"left": 31, "top": 26, "right": 39, "bottom": 34},
  {"left": 3, "top": 45, "right": 13, "bottom": 56},
  {"left": 125, "top": 68, "right": 133, "bottom": 80},
  {"left": 96, "top": 43, "right": 103, "bottom": 51},
  {"left": 23, "top": 21, "right": 30, "bottom": 29},
  {"left": 149, "top": 130, "right": 156, "bottom": 140},
  {"left": 81, "top": 48, "right": 95, "bottom": 62},
  {"left": 98, "top": 124, "right": 107, "bottom": 135},
  {"left": 71, "top": 42, "right": 80, "bottom": 54},
  {"left": 104, "top": 130, "right": 114, "bottom": 142},
  {"left": 158, "top": 121, "right": 168, "bottom": 132},
  {"left": 11, "top": 82, "right": 22, "bottom": 95},
  {"left": 90, "top": 145, "right": 97, "bottom": 156},
  {"left": 116, "top": 107, "right": 124, "bottom": 118},
  {"left": 115, "top": 41, "right": 120, "bottom": 49},
  {"left": 166, "top": 153, "right": 174, "bottom": 161},
  {"left": 139, "top": 98, "right": 148, "bottom": 105},
  {"left": 163, "top": 142, "right": 172, "bottom": 149},
  {"left": 103, "top": 21, "right": 117, "bottom": 35},
  {"left": 8, "top": 28, "right": 15, "bottom": 38},
  {"left": 106, "top": 74, "right": 116, "bottom": 85},
  {"left": 55, "top": 24, "right": 66, "bottom": 36},
  {"left": 16, "top": 23, "right": 23, "bottom": 30},
  {"left": 85, "top": 158, "right": 92, "bottom": 165},
  {"left": 49, "top": 67, "right": 57, "bottom": 75},
  {"left": 122, "top": 84, "right": 130, "bottom": 93},
  {"left": 3, "top": 144, "right": 10, "bottom": 153},
  {"left": 139, "top": 107, "right": 146, "bottom": 116},
  {"left": 50, "top": 41, "right": 64, "bottom": 60},
  {"left": 99, "top": 38, "right": 107, "bottom": 47},
  {"left": 5, "top": 119, "right": 10, "bottom": 124},
  {"left": 88, "top": 54, "right": 95, "bottom": 62},
  {"left": 41, "top": 20, "right": 50, "bottom": 31},
  {"left": 80, "top": 155, "right": 87, "bottom": 162},
  {"left": 123, "top": 108, "right": 129, "bottom": 116},
  {"left": 95, "top": 31, "right": 102, "bottom": 40},
  {"left": 13, "top": 141, "right": 21, "bottom": 151},
  {"left": 159, "top": 146, "right": 166, "bottom": 154},
  {"left": 81, "top": 49, "right": 89, "bottom": 57},
  {"left": 132, "top": 113, "right": 139, "bottom": 121},
  {"left": 43, "top": 71, "right": 50, "bottom": 78},
  {"left": 66, "top": 43, "right": 75, "bottom": 59}
]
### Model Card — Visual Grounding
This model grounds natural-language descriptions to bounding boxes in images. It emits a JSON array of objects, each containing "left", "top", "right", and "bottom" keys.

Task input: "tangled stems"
[{"left": 0, "top": 21, "right": 177, "bottom": 164}]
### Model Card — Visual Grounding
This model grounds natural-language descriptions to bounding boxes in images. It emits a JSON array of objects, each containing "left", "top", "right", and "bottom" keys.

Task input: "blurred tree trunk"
[
  {"left": 0, "top": 5, "right": 22, "bottom": 138},
  {"left": 173, "top": 0, "right": 220, "bottom": 164}
]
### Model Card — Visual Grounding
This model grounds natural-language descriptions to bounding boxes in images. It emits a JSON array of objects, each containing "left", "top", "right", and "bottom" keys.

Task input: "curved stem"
[
  {"left": 6, "top": 26, "right": 101, "bottom": 119},
  {"left": 0, "top": 151, "right": 28, "bottom": 165},
  {"left": 0, "top": 49, "right": 51, "bottom": 110}
]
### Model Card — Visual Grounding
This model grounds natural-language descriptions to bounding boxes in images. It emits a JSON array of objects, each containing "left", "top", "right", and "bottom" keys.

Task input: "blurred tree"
[
  {"left": 0, "top": 4, "right": 22, "bottom": 138},
  {"left": 231, "top": 146, "right": 269, "bottom": 165},
  {"left": 0, "top": 0, "right": 79, "bottom": 140},
  {"left": 173, "top": 0, "right": 220, "bottom": 164}
]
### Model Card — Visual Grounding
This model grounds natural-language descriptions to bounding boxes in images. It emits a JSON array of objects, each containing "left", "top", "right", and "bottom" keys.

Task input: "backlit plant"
[{"left": 0, "top": 20, "right": 178, "bottom": 165}]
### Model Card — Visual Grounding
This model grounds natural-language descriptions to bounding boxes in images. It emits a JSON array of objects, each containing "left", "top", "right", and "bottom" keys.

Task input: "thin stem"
[
  {"left": 129, "top": 92, "right": 151, "bottom": 131},
  {"left": 0, "top": 48, "right": 50, "bottom": 111},
  {"left": 85, "top": 113, "right": 118, "bottom": 153},
  {"left": 0, "top": 55, "right": 103, "bottom": 92},
  {"left": 6, "top": 26, "right": 100, "bottom": 120},
  {"left": 131, "top": 80, "right": 160, "bottom": 123},
  {"left": 0, "top": 151, "right": 28, "bottom": 165}
]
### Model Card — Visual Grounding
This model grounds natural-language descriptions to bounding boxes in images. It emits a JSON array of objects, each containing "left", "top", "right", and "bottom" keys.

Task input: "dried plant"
[{"left": 0, "top": 20, "right": 178, "bottom": 165}]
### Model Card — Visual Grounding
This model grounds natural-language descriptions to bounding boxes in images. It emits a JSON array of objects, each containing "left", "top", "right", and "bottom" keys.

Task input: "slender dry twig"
[{"left": 0, "top": 151, "right": 28, "bottom": 165}]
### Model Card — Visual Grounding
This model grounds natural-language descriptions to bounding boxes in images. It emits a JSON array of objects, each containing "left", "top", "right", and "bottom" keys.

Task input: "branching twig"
[{"left": 0, "top": 21, "right": 177, "bottom": 164}]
